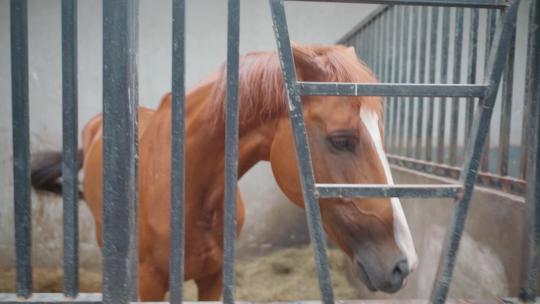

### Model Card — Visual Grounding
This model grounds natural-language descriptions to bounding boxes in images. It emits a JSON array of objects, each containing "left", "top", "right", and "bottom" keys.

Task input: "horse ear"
[
  {"left": 346, "top": 46, "right": 357, "bottom": 57},
  {"left": 291, "top": 42, "right": 326, "bottom": 81}
]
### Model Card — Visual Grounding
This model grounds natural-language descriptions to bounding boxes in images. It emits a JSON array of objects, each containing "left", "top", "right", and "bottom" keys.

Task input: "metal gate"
[{"left": 2, "top": 0, "right": 539, "bottom": 304}]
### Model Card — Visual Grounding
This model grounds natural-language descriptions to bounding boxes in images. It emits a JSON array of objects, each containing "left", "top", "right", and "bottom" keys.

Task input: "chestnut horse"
[{"left": 31, "top": 44, "right": 417, "bottom": 300}]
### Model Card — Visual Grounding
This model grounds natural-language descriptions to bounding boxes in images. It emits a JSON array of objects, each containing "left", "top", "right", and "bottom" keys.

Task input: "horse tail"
[{"left": 31, "top": 149, "right": 84, "bottom": 197}]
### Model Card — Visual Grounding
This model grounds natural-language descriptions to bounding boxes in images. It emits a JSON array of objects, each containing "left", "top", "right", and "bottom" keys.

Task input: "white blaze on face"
[{"left": 359, "top": 107, "right": 418, "bottom": 271}]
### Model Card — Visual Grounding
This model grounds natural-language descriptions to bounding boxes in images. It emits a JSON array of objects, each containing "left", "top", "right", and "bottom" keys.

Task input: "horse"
[{"left": 31, "top": 43, "right": 418, "bottom": 301}]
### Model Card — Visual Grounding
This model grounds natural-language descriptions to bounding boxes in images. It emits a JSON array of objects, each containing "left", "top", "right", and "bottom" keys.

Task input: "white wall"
[{"left": 0, "top": 0, "right": 378, "bottom": 268}]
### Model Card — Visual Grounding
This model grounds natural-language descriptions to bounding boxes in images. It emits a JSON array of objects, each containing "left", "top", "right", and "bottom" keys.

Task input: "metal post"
[
  {"left": 270, "top": 1, "right": 335, "bottom": 303},
  {"left": 429, "top": 1, "right": 520, "bottom": 303},
  {"left": 223, "top": 0, "right": 240, "bottom": 303},
  {"left": 415, "top": 6, "right": 428, "bottom": 159},
  {"left": 481, "top": 9, "right": 497, "bottom": 172},
  {"left": 436, "top": 7, "right": 450, "bottom": 164},
  {"left": 426, "top": 6, "right": 438, "bottom": 162},
  {"left": 102, "top": 1, "right": 139, "bottom": 303},
  {"left": 406, "top": 7, "right": 419, "bottom": 157},
  {"left": 449, "top": 8, "right": 464, "bottom": 165},
  {"left": 10, "top": 0, "right": 32, "bottom": 298},
  {"left": 61, "top": 0, "right": 79, "bottom": 298},
  {"left": 398, "top": 6, "right": 409, "bottom": 156},
  {"left": 464, "top": 8, "right": 479, "bottom": 146},
  {"left": 520, "top": 0, "right": 540, "bottom": 301},
  {"left": 169, "top": 0, "right": 186, "bottom": 303}
]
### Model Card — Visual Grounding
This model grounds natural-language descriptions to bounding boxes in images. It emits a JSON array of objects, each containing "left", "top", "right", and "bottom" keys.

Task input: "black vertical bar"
[
  {"left": 61, "top": 0, "right": 79, "bottom": 298},
  {"left": 102, "top": 1, "right": 139, "bottom": 303},
  {"left": 498, "top": 16, "right": 515, "bottom": 177},
  {"left": 270, "top": 1, "right": 335, "bottom": 303},
  {"left": 481, "top": 9, "right": 497, "bottom": 172},
  {"left": 465, "top": 9, "right": 479, "bottom": 146},
  {"left": 430, "top": 2, "right": 520, "bottom": 303},
  {"left": 223, "top": 0, "right": 240, "bottom": 303},
  {"left": 10, "top": 0, "right": 32, "bottom": 298},
  {"left": 520, "top": 0, "right": 540, "bottom": 301},
  {"left": 426, "top": 6, "right": 439, "bottom": 162},
  {"left": 449, "top": 8, "right": 464, "bottom": 165},
  {"left": 415, "top": 6, "right": 428, "bottom": 159},
  {"left": 406, "top": 7, "right": 418, "bottom": 157},
  {"left": 437, "top": 7, "right": 450, "bottom": 164},
  {"left": 169, "top": 0, "right": 186, "bottom": 303}
]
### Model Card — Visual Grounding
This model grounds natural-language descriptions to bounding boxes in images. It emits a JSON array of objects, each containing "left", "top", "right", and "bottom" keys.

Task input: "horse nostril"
[{"left": 392, "top": 259, "right": 410, "bottom": 283}]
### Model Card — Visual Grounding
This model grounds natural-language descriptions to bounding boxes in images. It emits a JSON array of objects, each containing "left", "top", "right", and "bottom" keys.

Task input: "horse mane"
[{"left": 206, "top": 44, "right": 382, "bottom": 126}]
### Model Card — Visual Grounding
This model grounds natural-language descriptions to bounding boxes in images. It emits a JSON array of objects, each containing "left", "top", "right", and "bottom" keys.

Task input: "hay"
[{"left": 0, "top": 246, "right": 361, "bottom": 300}]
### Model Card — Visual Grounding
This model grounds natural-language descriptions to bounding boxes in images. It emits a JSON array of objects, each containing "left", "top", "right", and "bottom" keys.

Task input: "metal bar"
[
  {"left": 449, "top": 8, "right": 464, "bottom": 165},
  {"left": 286, "top": 0, "right": 508, "bottom": 9},
  {"left": 381, "top": 12, "right": 390, "bottom": 147},
  {"left": 436, "top": 7, "right": 450, "bottom": 164},
  {"left": 391, "top": 6, "right": 400, "bottom": 153},
  {"left": 384, "top": 10, "right": 393, "bottom": 148},
  {"left": 465, "top": 9, "right": 479, "bottom": 146},
  {"left": 61, "top": 0, "right": 79, "bottom": 298},
  {"left": 520, "top": 0, "right": 540, "bottom": 300},
  {"left": 426, "top": 6, "right": 438, "bottom": 162},
  {"left": 388, "top": 154, "right": 526, "bottom": 195},
  {"left": 270, "top": 1, "right": 335, "bottom": 303},
  {"left": 102, "top": 1, "right": 139, "bottom": 303},
  {"left": 481, "top": 9, "right": 497, "bottom": 172},
  {"left": 316, "top": 184, "right": 461, "bottom": 198},
  {"left": 415, "top": 6, "right": 428, "bottom": 159},
  {"left": 398, "top": 6, "right": 409, "bottom": 155},
  {"left": 520, "top": 1, "right": 536, "bottom": 180},
  {"left": 429, "top": 1, "right": 521, "bottom": 303},
  {"left": 0, "top": 293, "right": 102, "bottom": 303},
  {"left": 498, "top": 16, "right": 515, "bottom": 177},
  {"left": 10, "top": 0, "right": 32, "bottom": 298},
  {"left": 298, "top": 82, "right": 487, "bottom": 97},
  {"left": 406, "top": 7, "right": 419, "bottom": 157},
  {"left": 169, "top": 0, "right": 186, "bottom": 303},
  {"left": 223, "top": 0, "right": 240, "bottom": 303}
]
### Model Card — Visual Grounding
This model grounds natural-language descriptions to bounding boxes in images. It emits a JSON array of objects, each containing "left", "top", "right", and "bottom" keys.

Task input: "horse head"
[{"left": 269, "top": 44, "right": 418, "bottom": 293}]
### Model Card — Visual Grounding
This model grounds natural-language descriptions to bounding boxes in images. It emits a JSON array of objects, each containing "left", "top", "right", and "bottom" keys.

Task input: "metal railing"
[
  {"left": 271, "top": 0, "right": 538, "bottom": 304},
  {"left": 338, "top": 0, "right": 536, "bottom": 196},
  {"left": 2, "top": 0, "right": 539, "bottom": 304}
]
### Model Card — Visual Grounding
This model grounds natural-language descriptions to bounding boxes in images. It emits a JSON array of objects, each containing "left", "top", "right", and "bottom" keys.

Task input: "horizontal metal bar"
[
  {"left": 286, "top": 0, "right": 508, "bottom": 9},
  {"left": 0, "top": 293, "right": 101, "bottom": 303},
  {"left": 0, "top": 294, "right": 535, "bottom": 304},
  {"left": 298, "top": 82, "right": 487, "bottom": 97},
  {"left": 316, "top": 184, "right": 461, "bottom": 198},
  {"left": 388, "top": 154, "right": 526, "bottom": 195}
]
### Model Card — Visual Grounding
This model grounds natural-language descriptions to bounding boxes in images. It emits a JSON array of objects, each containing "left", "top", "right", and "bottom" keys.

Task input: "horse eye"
[{"left": 328, "top": 135, "right": 357, "bottom": 153}]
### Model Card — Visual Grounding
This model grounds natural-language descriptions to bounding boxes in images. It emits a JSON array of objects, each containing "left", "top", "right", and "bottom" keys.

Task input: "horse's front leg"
[
  {"left": 139, "top": 259, "right": 168, "bottom": 301},
  {"left": 195, "top": 270, "right": 223, "bottom": 300}
]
